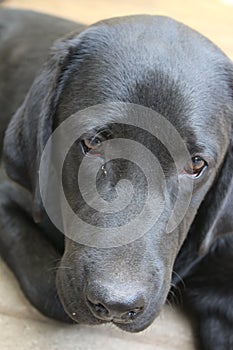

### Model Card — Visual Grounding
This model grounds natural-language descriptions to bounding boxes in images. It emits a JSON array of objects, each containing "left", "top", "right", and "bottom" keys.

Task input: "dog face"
[{"left": 4, "top": 15, "right": 233, "bottom": 332}]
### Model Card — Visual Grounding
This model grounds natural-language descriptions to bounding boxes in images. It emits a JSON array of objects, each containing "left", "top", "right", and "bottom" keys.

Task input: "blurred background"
[{"left": 2, "top": 0, "right": 233, "bottom": 58}]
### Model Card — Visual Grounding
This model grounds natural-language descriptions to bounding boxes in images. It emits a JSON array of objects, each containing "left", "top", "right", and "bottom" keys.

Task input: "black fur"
[{"left": 0, "top": 9, "right": 232, "bottom": 349}]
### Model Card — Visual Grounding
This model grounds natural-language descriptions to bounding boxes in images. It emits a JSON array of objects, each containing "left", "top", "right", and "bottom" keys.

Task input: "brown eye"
[
  {"left": 184, "top": 156, "right": 207, "bottom": 177},
  {"left": 81, "top": 136, "right": 102, "bottom": 157},
  {"left": 81, "top": 129, "right": 112, "bottom": 157},
  {"left": 84, "top": 137, "right": 102, "bottom": 150}
]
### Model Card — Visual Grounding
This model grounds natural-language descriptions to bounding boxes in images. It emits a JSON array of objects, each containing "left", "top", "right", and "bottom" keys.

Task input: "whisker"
[
  {"left": 172, "top": 270, "right": 186, "bottom": 289},
  {"left": 168, "top": 287, "right": 180, "bottom": 306}
]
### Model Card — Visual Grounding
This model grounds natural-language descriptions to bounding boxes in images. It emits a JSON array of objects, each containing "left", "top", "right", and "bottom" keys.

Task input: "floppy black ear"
[
  {"left": 3, "top": 30, "right": 85, "bottom": 223},
  {"left": 197, "top": 64, "right": 233, "bottom": 254},
  {"left": 173, "top": 62, "right": 233, "bottom": 281},
  {"left": 198, "top": 130, "right": 233, "bottom": 254},
  {"left": 173, "top": 126, "right": 233, "bottom": 283}
]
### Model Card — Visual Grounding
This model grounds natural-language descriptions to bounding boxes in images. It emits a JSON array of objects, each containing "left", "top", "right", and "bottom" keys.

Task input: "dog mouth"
[
  {"left": 59, "top": 290, "right": 163, "bottom": 333},
  {"left": 85, "top": 297, "right": 144, "bottom": 324},
  {"left": 57, "top": 269, "right": 168, "bottom": 332},
  {"left": 67, "top": 306, "right": 157, "bottom": 333},
  {"left": 56, "top": 259, "right": 169, "bottom": 332},
  {"left": 58, "top": 282, "right": 160, "bottom": 332},
  {"left": 85, "top": 297, "right": 145, "bottom": 324},
  {"left": 114, "top": 310, "right": 160, "bottom": 332}
]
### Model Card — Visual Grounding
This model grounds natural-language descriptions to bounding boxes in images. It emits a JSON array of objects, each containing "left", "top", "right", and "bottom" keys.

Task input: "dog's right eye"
[
  {"left": 81, "top": 129, "right": 112, "bottom": 157},
  {"left": 84, "top": 137, "right": 102, "bottom": 150},
  {"left": 81, "top": 137, "right": 102, "bottom": 157}
]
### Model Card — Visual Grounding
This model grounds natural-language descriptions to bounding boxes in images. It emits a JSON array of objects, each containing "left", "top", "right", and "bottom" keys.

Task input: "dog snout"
[{"left": 85, "top": 282, "right": 145, "bottom": 323}]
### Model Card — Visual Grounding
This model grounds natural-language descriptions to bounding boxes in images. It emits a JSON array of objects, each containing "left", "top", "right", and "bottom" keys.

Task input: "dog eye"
[
  {"left": 81, "top": 136, "right": 102, "bottom": 157},
  {"left": 84, "top": 137, "right": 102, "bottom": 150},
  {"left": 81, "top": 129, "right": 112, "bottom": 157},
  {"left": 184, "top": 156, "right": 207, "bottom": 178}
]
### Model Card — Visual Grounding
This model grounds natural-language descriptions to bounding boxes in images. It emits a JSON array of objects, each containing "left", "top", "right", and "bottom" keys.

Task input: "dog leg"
[
  {"left": 182, "top": 235, "right": 233, "bottom": 350},
  {"left": 0, "top": 181, "right": 72, "bottom": 323}
]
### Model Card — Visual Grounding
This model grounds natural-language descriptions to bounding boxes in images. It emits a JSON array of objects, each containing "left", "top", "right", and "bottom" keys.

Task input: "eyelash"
[{"left": 81, "top": 129, "right": 112, "bottom": 157}]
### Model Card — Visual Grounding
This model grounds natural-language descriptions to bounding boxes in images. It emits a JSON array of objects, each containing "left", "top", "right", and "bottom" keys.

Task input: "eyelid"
[
  {"left": 81, "top": 128, "right": 112, "bottom": 157},
  {"left": 84, "top": 138, "right": 101, "bottom": 150},
  {"left": 80, "top": 140, "right": 103, "bottom": 157},
  {"left": 190, "top": 165, "right": 207, "bottom": 179},
  {"left": 182, "top": 155, "right": 208, "bottom": 179},
  {"left": 84, "top": 128, "right": 112, "bottom": 142}
]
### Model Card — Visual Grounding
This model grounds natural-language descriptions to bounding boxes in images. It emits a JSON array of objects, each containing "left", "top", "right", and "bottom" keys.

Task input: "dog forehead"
[
  {"left": 58, "top": 15, "right": 232, "bottom": 159},
  {"left": 85, "top": 15, "right": 225, "bottom": 63},
  {"left": 68, "top": 15, "right": 230, "bottom": 107}
]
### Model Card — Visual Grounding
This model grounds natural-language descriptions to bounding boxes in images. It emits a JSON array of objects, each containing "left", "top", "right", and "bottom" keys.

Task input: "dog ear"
[
  {"left": 197, "top": 131, "right": 233, "bottom": 255},
  {"left": 3, "top": 30, "right": 86, "bottom": 223},
  {"left": 197, "top": 64, "right": 233, "bottom": 255},
  {"left": 173, "top": 126, "right": 233, "bottom": 282}
]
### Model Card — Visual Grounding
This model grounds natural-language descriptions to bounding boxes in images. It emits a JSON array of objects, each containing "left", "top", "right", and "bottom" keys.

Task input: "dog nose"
[{"left": 86, "top": 283, "right": 145, "bottom": 323}]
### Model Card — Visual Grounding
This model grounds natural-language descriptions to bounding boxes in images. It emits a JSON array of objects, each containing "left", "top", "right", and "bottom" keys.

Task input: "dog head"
[{"left": 3, "top": 15, "right": 233, "bottom": 331}]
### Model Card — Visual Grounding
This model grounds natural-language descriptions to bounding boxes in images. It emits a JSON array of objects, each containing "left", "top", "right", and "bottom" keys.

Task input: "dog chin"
[{"left": 114, "top": 313, "right": 159, "bottom": 333}]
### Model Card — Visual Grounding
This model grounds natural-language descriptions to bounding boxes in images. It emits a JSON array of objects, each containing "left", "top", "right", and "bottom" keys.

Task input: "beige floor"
[
  {"left": 0, "top": 258, "right": 196, "bottom": 350},
  {"left": 2, "top": 0, "right": 233, "bottom": 59},
  {"left": 1, "top": 0, "right": 233, "bottom": 349}
]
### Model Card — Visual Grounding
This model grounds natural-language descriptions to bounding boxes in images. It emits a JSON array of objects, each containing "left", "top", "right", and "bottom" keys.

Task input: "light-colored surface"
[
  {"left": 2, "top": 0, "right": 233, "bottom": 59},
  {"left": 1, "top": 0, "right": 233, "bottom": 349},
  {"left": 0, "top": 258, "right": 195, "bottom": 350}
]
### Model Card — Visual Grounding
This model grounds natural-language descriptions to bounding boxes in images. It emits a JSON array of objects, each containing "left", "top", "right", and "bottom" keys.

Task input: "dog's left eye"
[{"left": 184, "top": 156, "right": 207, "bottom": 178}]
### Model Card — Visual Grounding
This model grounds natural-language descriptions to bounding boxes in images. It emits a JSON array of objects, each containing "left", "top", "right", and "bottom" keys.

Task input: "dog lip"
[
  {"left": 111, "top": 317, "right": 135, "bottom": 325},
  {"left": 114, "top": 319, "right": 153, "bottom": 332},
  {"left": 113, "top": 302, "right": 163, "bottom": 333},
  {"left": 114, "top": 311, "right": 159, "bottom": 332},
  {"left": 67, "top": 306, "right": 106, "bottom": 325}
]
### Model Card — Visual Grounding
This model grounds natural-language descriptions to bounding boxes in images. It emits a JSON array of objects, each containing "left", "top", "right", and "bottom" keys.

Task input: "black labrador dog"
[{"left": 0, "top": 8, "right": 233, "bottom": 350}]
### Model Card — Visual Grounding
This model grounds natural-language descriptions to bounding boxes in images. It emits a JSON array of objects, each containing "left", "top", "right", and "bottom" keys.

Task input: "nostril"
[
  {"left": 86, "top": 293, "right": 145, "bottom": 323},
  {"left": 93, "top": 302, "right": 108, "bottom": 315},
  {"left": 128, "top": 311, "right": 136, "bottom": 318},
  {"left": 121, "top": 306, "right": 144, "bottom": 321},
  {"left": 86, "top": 283, "right": 146, "bottom": 323},
  {"left": 87, "top": 298, "right": 110, "bottom": 319}
]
